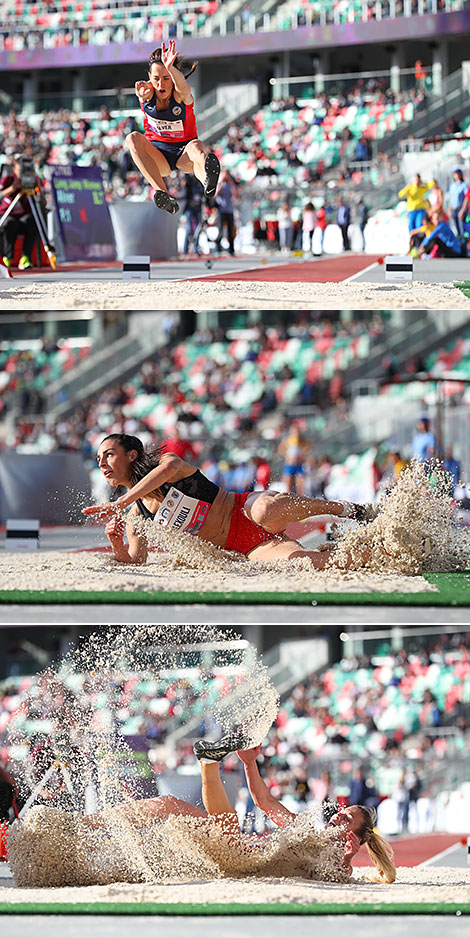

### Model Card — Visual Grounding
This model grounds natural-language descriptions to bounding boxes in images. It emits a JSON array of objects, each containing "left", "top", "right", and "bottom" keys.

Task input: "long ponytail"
[{"left": 357, "top": 806, "right": 396, "bottom": 884}]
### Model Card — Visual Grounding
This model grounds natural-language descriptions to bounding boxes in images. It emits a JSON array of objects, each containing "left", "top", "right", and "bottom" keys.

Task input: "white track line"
[
  {"left": 344, "top": 260, "right": 380, "bottom": 282},
  {"left": 417, "top": 841, "right": 463, "bottom": 867}
]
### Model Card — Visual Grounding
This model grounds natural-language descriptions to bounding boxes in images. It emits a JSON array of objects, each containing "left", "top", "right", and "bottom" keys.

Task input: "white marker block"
[
  {"left": 6, "top": 518, "right": 40, "bottom": 550},
  {"left": 122, "top": 255, "right": 150, "bottom": 280},
  {"left": 385, "top": 255, "right": 413, "bottom": 281}
]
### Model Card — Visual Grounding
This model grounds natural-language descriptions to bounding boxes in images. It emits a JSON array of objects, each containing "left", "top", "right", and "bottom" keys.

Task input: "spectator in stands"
[
  {"left": 0, "top": 157, "right": 37, "bottom": 270},
  {"left": 417, "top": 219, "right": 466, "bottom": 258},
  {"left": 128, "top": 42, "right": 220, "bottom": 215},
  {"left": 314, "top": 204, "right": 327, "bottom": 255},
  {"left": 337, "top": 197, "right": 351, "bottom": 251},
  {"left": 408, "top": 212, "right": 435, "bottom": 256},
  {"left": 215, "top": 171, "right": 237, "bottom": 257},
  {"left": 301, "top": 201, "right": 316, "bottom": 254},
  {"left": 412, "top": 417, "right": 436, "bottom": 463},
  {"left": 443, "top": 447, "right": 461, "bottom": 495},
  {"left": 278, "top": 425, "right": 310, "bottom": 494},
  {"left": 0, "top": 764, "right": 18, "bottom": 822},
  {"left": 160, "top": 424, "right": 197, "bottom": 462},
  {"left": 277, "top": 201, "right": 294, "bottom": 253},
  {"left": 459, "top": 180, "right": 470, "bottom": 231},
  {"left": 355, "top": 135, "right": 371, "bottom": 162},
  {"left": 398, "top": 173, "right": 436, "bottom": 233},
  {"left": 254, "top": 454, "right": 271, "bottom": 490},
  {"left": 357, "top": 199, "right": 369, "bottom": 251},
  {"left": 446, "top": 168, "right": 467, "bottom": 237}
]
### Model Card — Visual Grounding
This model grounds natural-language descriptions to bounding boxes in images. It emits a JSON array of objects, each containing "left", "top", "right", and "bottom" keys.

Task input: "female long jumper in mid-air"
[{"left": 126, "top": 40, "right": 220, "bottom": 215}]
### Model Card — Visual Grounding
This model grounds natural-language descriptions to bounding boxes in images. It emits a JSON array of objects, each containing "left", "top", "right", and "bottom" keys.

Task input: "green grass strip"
[
  {"left": 0, "top": 901, "right": 468, "bottom": 915},
  {"left": 454, "top": 281, "right": 470, "bottom": 299},
  {"left": 0, "top": 572, "right": 469, "bottom": 605}
]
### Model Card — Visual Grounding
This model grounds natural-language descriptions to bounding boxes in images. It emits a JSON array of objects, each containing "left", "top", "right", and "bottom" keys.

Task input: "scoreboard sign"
[{"left": 50, "top": 165, "right": 116, "bottom": 261}]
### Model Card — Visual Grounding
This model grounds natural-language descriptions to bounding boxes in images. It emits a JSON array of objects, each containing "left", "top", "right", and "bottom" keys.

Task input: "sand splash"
[
  {"left": 330, "top": 460, "right": 470, "bottom": 575},
  {"left": 8, "top": 802, "right": 348, "bottom": 887}
]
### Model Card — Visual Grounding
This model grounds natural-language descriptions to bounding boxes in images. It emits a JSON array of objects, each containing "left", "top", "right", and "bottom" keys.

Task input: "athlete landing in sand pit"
[
  {"left": 82, "top": 738, "right": 396, "bottom": 884},
  {"left": 127, "top": 40, "right": 220, "bottom": 215},
  {"left": 82, "top": 433, "right": 378, "bottom": 569}
]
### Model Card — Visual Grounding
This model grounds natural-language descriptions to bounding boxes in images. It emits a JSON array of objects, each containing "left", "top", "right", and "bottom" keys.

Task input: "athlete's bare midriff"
[{"left": 137, "top": 481, "right": 235, "bottom": 549}]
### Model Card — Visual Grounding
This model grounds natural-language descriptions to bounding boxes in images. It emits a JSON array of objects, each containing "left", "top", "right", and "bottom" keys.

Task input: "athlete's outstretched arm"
[
  {"left": 238, "top": 747, "right": 295, "bottom": 828},
  {"left": 162, "top": 41, "right": 193, "bottom": 105}
]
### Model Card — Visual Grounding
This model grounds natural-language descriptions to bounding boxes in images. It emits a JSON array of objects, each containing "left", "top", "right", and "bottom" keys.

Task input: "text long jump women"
[
  {"left": 83, "top": 433, "right": 378, "bottom": 568},
  {"left": 127, "top": 41, "right": 220, "bottom": 215}
]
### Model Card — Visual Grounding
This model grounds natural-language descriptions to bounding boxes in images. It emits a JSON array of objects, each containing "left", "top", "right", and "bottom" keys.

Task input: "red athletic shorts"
[{"left": 224, "top": 493, "right": 277, "bottom": 556}]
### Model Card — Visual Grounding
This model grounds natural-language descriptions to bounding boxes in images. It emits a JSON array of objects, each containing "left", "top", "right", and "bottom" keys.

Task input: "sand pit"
[
  {"left": 0, "top": 551, "right": 438, "bottom": 594},
  {"left": 0, "top": 279, "right": 467, "bottom": 310},
  {"left": 1, "top": 867, "right": 469, "bottom": 908}
]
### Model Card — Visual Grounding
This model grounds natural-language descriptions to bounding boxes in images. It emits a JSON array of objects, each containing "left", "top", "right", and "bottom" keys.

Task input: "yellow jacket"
[{"left": 398, "top": 181, "right": 435, "bottom": 211}]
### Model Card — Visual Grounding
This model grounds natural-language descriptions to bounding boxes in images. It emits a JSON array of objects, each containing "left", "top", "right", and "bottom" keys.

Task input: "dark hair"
[
  {"left": 100, "top": 433, "right": 164, "bottom": 488},
  {"left": 148, "top": 48, "right": 198, "bottom": 79}
]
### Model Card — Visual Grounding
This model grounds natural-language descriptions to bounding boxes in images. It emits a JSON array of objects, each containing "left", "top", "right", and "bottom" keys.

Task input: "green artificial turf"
[
  {"left": 0, "top": 900, "right": 468, "bottom": 915},
  {"left": 0, "top": 573, "right": 468, "bottom": 605},
  {"left": 454, "top": 280, "right": 470, "bottom": 300}
]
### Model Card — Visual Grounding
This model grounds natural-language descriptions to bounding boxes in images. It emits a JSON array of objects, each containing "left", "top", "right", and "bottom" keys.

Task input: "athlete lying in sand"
[
  {"left": 83, "top": 433, "right": 377, "bottom": 569},
  {"left": 83, "top": 735, "right": 396, "bottom": 884}
]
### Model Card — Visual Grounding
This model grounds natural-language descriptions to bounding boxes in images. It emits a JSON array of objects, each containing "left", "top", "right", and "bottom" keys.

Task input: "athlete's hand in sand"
[
  {"left": 161, "top": 40, "right": 178, "bottom": 71},
  {"left": 135, "top": 80, "right": 153, "bottom": 101},
  {"left": 237, "top": 745, "right": 261, "bottom": 764},
  {"left": 105, "top": 516, "right": 126, "bottom": 544},
  {"left": 342, "top": 830, "right": 361, "bottom": 874}
]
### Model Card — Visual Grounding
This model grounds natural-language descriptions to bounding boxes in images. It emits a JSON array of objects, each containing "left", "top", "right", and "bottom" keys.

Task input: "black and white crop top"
[{"left": 135, "top": 469, "right": 219, "bottom": 535}]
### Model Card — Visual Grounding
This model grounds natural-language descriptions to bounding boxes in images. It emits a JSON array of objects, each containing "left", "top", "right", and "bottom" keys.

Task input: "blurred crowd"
[{"left": 0, "top": 317, "right": 386, "bottom": 477}]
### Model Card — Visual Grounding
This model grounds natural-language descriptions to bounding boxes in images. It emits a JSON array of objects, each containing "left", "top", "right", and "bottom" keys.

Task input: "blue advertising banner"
[{"left": 50, "top": 165, "right": 116, "bottom": 261}]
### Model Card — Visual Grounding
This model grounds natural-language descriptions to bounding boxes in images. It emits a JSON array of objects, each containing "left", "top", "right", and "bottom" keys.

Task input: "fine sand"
[
  {"left": 1, "top": 867, "right": 468, "bottom": 906},
  {"left": 0, "top": 280, "right": 467, "bottom": 310},
  {"left": 0, "top": 550, "right": 439, "bottom": 594}
]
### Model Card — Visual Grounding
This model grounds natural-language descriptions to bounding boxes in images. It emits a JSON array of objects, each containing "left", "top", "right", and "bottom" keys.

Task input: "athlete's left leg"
[
  {"left": 242, "top": 491, "right": 359, "bottom": 534},
  {"left": 177, "top": 140, "right": 220, "bottom": 198}
]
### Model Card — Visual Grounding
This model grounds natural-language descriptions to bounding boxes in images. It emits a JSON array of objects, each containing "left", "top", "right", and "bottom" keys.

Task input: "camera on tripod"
[{"left": 18, "top": 156, "right": 37, "bottom": 193}]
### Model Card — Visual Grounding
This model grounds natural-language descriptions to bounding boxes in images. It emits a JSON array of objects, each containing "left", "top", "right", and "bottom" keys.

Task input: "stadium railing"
[{"left": 0, "top": 0, "right": 465, "bottom": 50}]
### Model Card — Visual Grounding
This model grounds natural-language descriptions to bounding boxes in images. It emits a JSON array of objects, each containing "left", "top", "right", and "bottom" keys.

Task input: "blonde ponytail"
[
  {"left": 356, "top": 806, "right": 396, "bottom": 884},
  {"left": 364, "top": 829, "right": 396, "bottom": 883}
]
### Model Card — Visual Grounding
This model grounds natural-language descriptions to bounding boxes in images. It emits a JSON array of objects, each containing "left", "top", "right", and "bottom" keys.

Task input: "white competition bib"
[
  {"left": 155, "top": 487, "right": 211, "bottom": 534},
  {"left": 146, "top": 114, "right": 185, "bottom": 138}
]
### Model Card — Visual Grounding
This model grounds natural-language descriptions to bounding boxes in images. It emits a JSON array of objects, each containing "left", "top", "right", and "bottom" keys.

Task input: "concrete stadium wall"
[{"left": 0, "top": 452, "right": 91, "bottom": 524}]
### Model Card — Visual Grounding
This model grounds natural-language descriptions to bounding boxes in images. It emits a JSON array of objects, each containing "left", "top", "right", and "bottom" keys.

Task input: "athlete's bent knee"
[
  {"left": 186, "top": 139, "right": 205, "bottom": 158},
  {"left": 126, "top": 131, "right": 141, "bottom": 151}
]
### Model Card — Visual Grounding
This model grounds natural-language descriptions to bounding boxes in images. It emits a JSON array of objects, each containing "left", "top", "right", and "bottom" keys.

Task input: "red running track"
[
  {"left": 353, "top": 832, "right": 464, "bottom": 867},
  {"left": 189, "top": 254, "right": 382, "bottom": 283}
]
